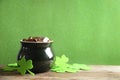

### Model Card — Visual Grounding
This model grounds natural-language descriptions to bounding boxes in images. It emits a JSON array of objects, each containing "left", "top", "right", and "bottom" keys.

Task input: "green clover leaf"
[
  {"left": 54, "top": 55, "right": 69, "bottom": 66},
  {"left": 7, "top": 63, "right": 18, "bottom": 67},
  {"left": 17, "top": 56, "right": 34, "bottom": 75},
  {"left": 51, "top": 55, "right": 91, "bottom": 73},
  {"left": 3, "top": 56, "right": 35, "bottom": 76},
  {"left": 17, "top": 57, "right": 33, "bottom": 70},
  {"left": 17, "top": 67, "right": 26, "bottom": 75},
  {"left": 3, "top": 66, "right": 17, "bottom": 71}
]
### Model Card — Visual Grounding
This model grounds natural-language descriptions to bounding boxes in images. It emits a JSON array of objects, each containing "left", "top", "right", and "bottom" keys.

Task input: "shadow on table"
[{"left": 0, "top": 68, "right": 20, "bottom": 76}]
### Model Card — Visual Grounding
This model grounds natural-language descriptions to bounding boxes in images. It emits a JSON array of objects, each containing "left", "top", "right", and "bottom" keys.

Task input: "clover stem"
[{"left": 27, "top": 69, "right": 35, "bottom": 76}]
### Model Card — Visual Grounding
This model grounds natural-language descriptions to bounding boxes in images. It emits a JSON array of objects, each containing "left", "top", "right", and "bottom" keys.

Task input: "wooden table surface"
[{"left": 0, "top": 65, "right": 120, "bottom": 80}]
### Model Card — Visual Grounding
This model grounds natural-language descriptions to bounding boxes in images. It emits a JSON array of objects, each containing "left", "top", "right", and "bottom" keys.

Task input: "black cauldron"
[{"left": 17, "top": 37, "right": 54, "bottom": 73}]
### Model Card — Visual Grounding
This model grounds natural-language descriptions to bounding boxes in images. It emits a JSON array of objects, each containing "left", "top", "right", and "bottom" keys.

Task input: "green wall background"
[{"left": 0, "top": 0, "right": 120, "bottom": 65}]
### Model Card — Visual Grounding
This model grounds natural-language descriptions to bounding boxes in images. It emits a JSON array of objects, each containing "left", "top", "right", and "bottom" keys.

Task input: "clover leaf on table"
[
  {"left": 17, "top": 56, "right": 34, "bottom": 75},
  {"left": 3, "top": 56, "right": 35, "bottom": 76},
  {"left": 51, "top": 55, "right": 91, "bottom": 73}
]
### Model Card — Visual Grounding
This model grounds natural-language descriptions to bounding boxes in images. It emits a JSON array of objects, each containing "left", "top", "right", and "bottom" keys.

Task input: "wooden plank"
[{"left": 0, "top": 65, "right": 120, "bottom": 80}]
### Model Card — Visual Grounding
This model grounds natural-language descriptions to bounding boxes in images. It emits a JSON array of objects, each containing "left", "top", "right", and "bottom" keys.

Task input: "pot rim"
[{"left": 20, "top": 40, "right": 53, "bottom": 43}]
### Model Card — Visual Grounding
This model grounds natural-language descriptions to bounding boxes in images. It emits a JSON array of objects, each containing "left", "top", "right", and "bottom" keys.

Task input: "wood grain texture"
[{"left": 0, "top": 65, "right": 120, "bottom": 80}]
